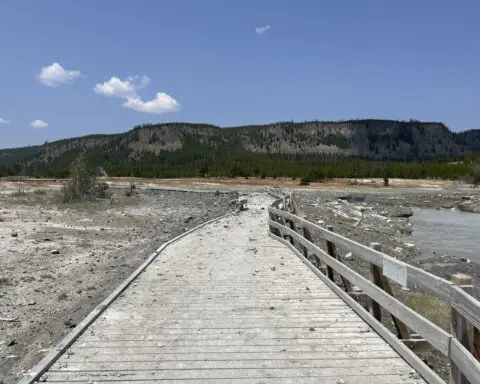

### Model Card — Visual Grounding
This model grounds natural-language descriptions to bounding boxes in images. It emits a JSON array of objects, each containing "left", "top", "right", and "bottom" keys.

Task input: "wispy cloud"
[
  {"left": 30, "top": 120, "right": 48, "bottom": 129},
  {"left": 0, "top": 118, "right": 9, "bottom": 124},
  {"left": 94, "top": 75, "right": 179, "bottom": 114},
  {"left": 38, "top": 62, "right": 82, "bottom": 87},
  {"left": 255, "top": 25, "right": 271, "bottom": 35}
]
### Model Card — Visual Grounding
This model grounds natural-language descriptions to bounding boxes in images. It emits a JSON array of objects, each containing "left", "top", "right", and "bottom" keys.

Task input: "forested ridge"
[{"left": 1, "top": 119, "right": 480, "bottom": 181}]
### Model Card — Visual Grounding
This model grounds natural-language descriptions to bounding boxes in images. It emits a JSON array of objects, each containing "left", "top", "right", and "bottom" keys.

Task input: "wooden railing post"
[
  {"left": 450, "top": 273, "right": 474, "bottom": 384},
  {"left": 368, "top": 242, "right": 410, "bottom": 339},
  {"left": 325, "top": 226, "right": 337, "bottom": 281},
  {"left": 326, "top": 226, "right": 352, "bottom": 292},
  {"left": 369, "top": 242, "right": 383, "bottom": 322}
]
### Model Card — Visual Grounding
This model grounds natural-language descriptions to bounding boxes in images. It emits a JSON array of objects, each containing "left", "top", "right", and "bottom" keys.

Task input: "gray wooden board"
[
  {"left": 31, "top": 378, "right": 424, "bottom": 384},
  {"left": 33, "top": 194, "right": 425, "bottom": 383}
]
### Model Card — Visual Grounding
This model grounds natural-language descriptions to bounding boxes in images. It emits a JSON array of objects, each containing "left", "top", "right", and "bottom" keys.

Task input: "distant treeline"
[{"left": 2, "top": 150, "right": 480, "bottom": 183}]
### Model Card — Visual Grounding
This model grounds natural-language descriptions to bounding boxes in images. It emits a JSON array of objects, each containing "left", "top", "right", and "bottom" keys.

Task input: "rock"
[
  {"left": 64, "top": 319, "right": 76, "bottom": 328},
  {"left": 51, "top": 250, "right": 60, "bottom": 255},
  {"left": 309, "top": 327, "right": 315, "bottom": 331},
  {"left": 392, "top": 207, "right": 414, "bottom": 218},
  {"left": 11, "top": 232, "right": 18, "bottom": 237},
  {"left": 458, "top": 200, "right": 480, "bottom": 213},
  {"left": 27, "top": 301, "right": 36, "bottom": 305},
  {"left": 7, "top": 339, "right": 16, "bottom": 347},
  {"left": 394, "top": 247, "right": 403, "bottom": 255},
  {"left": 404, "top": 243, "right": 415, "bottom": 248},
  {"left": 183, "top": 215, "right": 194, "bottom": 223},
  {"left": 344, "top": 252, "right": 353, "bottom": 260}
]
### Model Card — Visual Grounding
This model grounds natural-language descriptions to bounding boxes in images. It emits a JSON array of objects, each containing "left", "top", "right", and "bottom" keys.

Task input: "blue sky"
[{"left": 0, "top": 0, "right": 479, "bottom": 148}]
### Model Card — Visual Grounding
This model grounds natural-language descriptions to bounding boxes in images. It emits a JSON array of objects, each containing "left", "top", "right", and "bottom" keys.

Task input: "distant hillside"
[{"left": 1, "top": 119, "right": 480, "bottom": 178}]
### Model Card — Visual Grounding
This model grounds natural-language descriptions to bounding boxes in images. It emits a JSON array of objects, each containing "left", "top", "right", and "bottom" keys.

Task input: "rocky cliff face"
[{"left": 1, "top": 120, "right": 479, "bottom": 167}]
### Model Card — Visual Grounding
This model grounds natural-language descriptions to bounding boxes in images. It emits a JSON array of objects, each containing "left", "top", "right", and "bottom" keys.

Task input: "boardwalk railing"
[{"left": 267, "top": 191, "right": 480, "bottom": 384}]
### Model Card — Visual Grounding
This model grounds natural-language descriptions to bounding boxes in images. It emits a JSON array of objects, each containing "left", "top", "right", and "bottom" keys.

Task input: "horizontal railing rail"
[{"left": 268, "top": 192, "right": 480, "bottom": 384}]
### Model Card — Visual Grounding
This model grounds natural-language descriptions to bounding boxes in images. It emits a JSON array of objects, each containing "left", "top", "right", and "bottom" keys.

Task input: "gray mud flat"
[
  {"left": 411, "top": 209, "right": 480, "bottom": 265},
  {"left": 0, "top": 188, "right": 233, "bottom": 384}
]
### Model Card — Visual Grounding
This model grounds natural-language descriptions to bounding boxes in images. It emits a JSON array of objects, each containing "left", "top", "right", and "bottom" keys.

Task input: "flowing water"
[{"left": 411, "top": 209, "right": 480, "bottom": 265}]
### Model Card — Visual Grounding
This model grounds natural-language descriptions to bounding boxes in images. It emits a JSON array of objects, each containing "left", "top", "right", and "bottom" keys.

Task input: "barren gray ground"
[{"left": 0, "top": 186, "right": 233, "bottom": 384}]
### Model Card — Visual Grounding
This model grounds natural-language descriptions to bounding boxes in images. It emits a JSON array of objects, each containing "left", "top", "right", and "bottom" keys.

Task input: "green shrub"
[
  {"left": 61, "top": 153, "right": 111, "bottom": 202},
  {"left": 299, "top": 175, "right": 311, "bottom": 185}
]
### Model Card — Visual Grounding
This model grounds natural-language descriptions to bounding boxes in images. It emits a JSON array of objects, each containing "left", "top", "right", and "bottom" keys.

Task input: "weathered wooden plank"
[
  {"left": 80, "top": 331, "right": 381, "bottom": 342},
  {"left": 43, "top": 366, "right": 416, "bottom": 381},
  {"left": 451, "top": 338, "right": 480, "bottom": 384},
  {"left": 269, "top": 219, "right": 452, "bottom": 356},
  {"left": 50, "top": 358, "right": 411, "bottom": 371},
  {"left": 35, "top": 377, "right": 425, "bottom": 384},
  {"left": 58, "top": 350, "right": 400, "bottom": 362},
  {"left": 450, "top": 285, "right": 480, "bottom": 331},
  {"left": 87, "top": 321, "right": 368, "bottom": 330},
  {"left": 75, "top": 337, "right": 385, "bottom": 347},
  {"left": 65, "top": 343, "right": 393, "bottom": 354}
]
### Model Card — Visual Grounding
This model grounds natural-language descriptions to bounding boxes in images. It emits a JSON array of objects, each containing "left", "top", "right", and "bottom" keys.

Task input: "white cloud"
[
  {"left": 255, "top": 25, "right": 271, "bottom": 35},
  {"left": 38, "top": 62, "right": 82, "bottom": 87},
  {"left": 93, "top": 75, "right": 150, "bottom": 99},
  {"left": 94, "top": 75, "right": 179, "bottom": 114},
  {"left": 30, "top": 120, "right": 48, "bottom": 129},
  {"left": 0, "top": 118, "right": 9, "bottom": 124},
  {"left": 122, "top": 93, "right": 180, "bottom": 114}
]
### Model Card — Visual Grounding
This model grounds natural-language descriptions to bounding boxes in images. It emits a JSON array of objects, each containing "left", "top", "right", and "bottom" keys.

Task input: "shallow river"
[{"left": 411, "top": 209, "right": 480, "bottom": 265}]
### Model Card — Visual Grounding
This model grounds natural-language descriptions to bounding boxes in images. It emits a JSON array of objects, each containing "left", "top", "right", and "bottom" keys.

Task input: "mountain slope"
[{"left": 1, "top": 120, "right": 480, "bottom": 176}]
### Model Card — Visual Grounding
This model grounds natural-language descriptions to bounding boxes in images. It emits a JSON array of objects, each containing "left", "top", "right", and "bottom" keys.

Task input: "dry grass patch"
[{"left": 399, "top": 290, "right": 451, "bottom": 331}]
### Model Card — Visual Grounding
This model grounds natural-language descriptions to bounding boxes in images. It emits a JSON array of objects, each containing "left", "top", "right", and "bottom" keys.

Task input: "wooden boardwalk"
[{"left": 31, "top": 194, "right": 425, "bottom": 383}]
